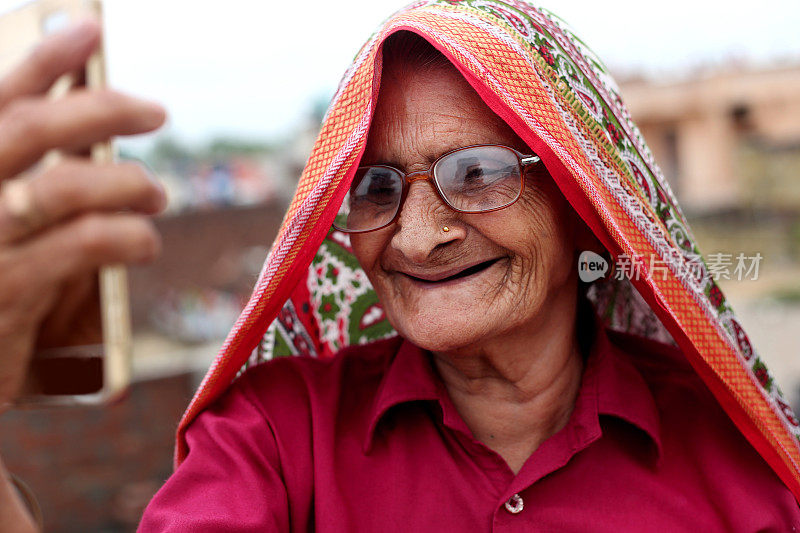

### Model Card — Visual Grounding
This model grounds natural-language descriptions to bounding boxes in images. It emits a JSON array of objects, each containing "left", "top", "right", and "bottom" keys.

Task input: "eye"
[
  {"left": 462, "top": 165, "right": 486, "bottom": 184},
  {"left": 460, "top": 161, "right": 515, "bottom": 191},
  {"left": 353, "top": 168, "right": 400, "bottom": 206}
]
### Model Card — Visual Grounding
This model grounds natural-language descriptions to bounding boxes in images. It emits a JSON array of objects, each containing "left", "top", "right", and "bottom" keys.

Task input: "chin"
[
  {"left": 388, "top": 312, "right": 490, "bottom": 353},
  {"left": 403, "top": 332, "right": 472, "bottom": 354}
]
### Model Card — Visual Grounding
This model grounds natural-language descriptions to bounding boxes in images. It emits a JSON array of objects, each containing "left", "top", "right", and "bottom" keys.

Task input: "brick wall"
[
  {"left": 129, "top": 200, "right": 286, "bottom": 329},
  {"left": 2, "top": 372, "right": 197, "bottom": 532}
]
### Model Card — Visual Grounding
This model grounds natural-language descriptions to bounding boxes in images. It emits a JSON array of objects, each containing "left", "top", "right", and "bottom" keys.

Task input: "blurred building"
[
  {"left": 621, "top": 64, "right": 800, "bottom": 214},
  {"left": 129, "top": 201, "right": 285, "bottom": 344}
]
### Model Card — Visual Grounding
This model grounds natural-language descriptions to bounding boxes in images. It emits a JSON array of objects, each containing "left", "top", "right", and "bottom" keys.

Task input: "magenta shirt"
[{"left": 139, "top": 327, "right": 800, "bottom": 531}]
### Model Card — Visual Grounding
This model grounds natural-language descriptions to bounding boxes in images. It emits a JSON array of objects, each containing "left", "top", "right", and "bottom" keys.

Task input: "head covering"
[{"left": 174, "top": 0, "right": 800, "bottom": 500}]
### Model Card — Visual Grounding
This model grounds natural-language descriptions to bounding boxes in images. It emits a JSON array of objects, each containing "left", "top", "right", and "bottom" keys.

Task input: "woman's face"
[{"left": 350, "top": 61, "right": 584, "bottom": 354}]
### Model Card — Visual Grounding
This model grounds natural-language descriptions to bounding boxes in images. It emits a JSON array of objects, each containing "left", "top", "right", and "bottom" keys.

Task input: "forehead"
[{"left": 363, "top": 62, "right": 527, "bottom": 166}]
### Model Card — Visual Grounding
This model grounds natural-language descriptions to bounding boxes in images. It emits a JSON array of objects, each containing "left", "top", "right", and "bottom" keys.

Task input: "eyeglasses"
[{"left": 333, "top": 144, "right": 541, "bottom": 233}]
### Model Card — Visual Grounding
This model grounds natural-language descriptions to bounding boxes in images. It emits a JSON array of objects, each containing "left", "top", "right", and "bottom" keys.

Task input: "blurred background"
[{"left": 1, "top": 0, "right": 799, "bottom": 530}]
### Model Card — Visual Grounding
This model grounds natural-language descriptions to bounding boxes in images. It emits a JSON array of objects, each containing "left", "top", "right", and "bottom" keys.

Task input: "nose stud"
[{"left": 442, "top": 226, "right": 450, "bottom": 233}]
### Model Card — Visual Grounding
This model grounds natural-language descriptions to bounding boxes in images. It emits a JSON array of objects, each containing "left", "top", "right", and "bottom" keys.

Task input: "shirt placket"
[{"left": 489, "top": 397, "right": 603, "bottom": 531}]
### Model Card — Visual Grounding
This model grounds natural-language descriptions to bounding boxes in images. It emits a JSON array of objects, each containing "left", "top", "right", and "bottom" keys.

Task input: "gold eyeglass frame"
[{"left": 334, "top": 144, "right": 542, "bottom": 234}]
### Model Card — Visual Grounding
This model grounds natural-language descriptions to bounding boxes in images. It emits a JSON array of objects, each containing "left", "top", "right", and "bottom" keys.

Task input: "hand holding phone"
[{"left": 0, "top": 8, "right": 166, "bottom": 408}]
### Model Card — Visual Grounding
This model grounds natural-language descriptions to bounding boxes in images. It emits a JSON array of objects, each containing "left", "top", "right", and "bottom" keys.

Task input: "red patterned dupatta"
[{"left": 174, "top": 0, "right": 800, "bottom": 500}]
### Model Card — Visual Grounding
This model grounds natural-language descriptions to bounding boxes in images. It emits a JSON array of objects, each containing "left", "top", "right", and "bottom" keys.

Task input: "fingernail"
[
  {"left": 139, "top": 162, "right": 169, "bottom": 209},
  {"left": 152, "top": 179, "right": 168, "bottom": 212},
  {"left": 149, "top": 101, "right": 167, "bottom": 119},
  {"left": 63, "top": 19, "right": 99, "bottom": 46},
  {"left": 141, "top": 99, "right": 168, "bottom": 126}
]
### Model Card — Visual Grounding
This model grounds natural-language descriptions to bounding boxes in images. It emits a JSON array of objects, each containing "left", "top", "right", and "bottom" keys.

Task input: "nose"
[{"left": 390, "top": 180, "right": 462, "bottom": 263}]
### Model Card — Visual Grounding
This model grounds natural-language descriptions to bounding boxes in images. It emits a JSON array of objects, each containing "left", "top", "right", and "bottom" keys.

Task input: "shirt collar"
[
  {"left": 363, "top": 319, "right": 663, "bottom": 460},
  {"left": 590, "top": 320, "right": 663, "bottom": 460},
  {"left": 363, "top": 340, "right": 443, "bottom": 454}
]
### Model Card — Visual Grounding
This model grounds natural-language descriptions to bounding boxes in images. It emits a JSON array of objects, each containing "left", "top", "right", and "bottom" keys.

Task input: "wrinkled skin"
[
  {"left": 350, "top": 57, "right": 603, "bottom": 473},
  {"left": 351, "top": 61, "right": 596, "bottom": 361}
]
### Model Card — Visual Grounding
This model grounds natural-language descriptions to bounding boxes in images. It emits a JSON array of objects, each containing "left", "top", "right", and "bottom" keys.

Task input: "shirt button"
[{"left": 504, "top": 493, "right": 524, "bottom": 514}]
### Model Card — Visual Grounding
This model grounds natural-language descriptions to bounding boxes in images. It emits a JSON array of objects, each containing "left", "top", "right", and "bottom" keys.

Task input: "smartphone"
[{"left": 0, "top": 0, "right": 132, "bottom": 406}]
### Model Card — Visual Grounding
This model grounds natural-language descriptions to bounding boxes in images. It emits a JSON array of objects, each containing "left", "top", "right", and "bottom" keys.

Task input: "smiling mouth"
[{"left": 403, "top": 258, "right": 501, "bottom": 284}]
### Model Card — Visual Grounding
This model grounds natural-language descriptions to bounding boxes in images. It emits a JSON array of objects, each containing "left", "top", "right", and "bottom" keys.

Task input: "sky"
[{"left": 2, "top": 0, "right": 800, "bottom": 149}]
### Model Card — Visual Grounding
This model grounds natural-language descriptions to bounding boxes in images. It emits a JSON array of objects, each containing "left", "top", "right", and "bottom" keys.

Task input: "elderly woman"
[{"left": 3, "top": 1, "right": 800, "bottom": 531}]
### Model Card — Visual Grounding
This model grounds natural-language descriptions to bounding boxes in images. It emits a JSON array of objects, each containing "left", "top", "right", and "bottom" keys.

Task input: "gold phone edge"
[{"left": 13, "top": 0, "right": 133, "bottom": 408}]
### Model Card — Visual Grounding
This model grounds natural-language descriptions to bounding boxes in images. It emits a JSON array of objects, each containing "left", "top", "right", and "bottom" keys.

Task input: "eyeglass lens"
[{"left": 333, "top": 145, "right": 523, "bottom": 232}]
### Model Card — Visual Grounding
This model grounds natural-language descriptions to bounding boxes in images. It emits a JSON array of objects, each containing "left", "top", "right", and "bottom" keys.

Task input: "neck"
[{"left": 431, "top": 289, "right": 585, "bottom": 474}]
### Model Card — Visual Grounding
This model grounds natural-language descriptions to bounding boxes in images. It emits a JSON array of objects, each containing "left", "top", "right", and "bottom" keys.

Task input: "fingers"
[
  {"left": 0, "top": 212, "right": 159, "bottom": 344},
  {"left": 8, "top": 213, "right": 161, "bottom": 292},
  {"left": 33, "top": 158, "right": 167, "bottom": 221},
  {"left": 0, "top": 20, "right": 101, "bottom": 110},
  {"left": 0, "top": 159, "right": 167, "bottom": 243},
  {"left": 0, "top": 90, "right": 166, "bottom": 179},
  {"left": 35, "top": 159, "right": 167, "bottom": 216},
  {"left": 0, "top": 19, "right": 168, "bottom": 407}
]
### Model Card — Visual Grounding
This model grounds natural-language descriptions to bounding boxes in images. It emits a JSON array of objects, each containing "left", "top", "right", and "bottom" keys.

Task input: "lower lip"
[{"left": 401, "top": 259, "right": 502, "bottom": 289}]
